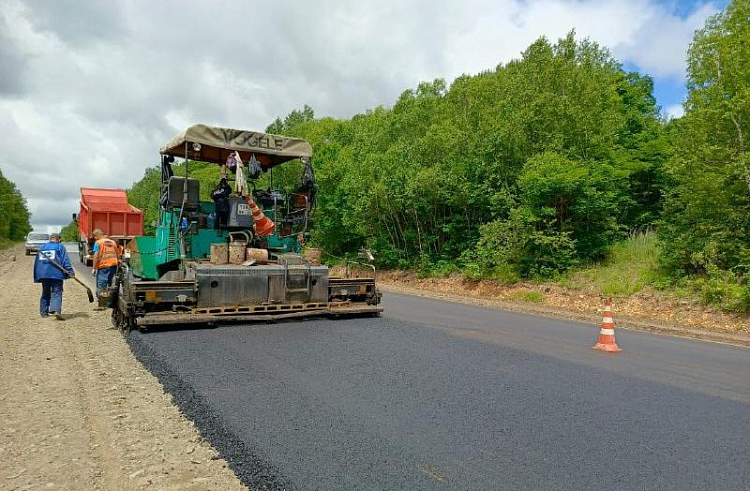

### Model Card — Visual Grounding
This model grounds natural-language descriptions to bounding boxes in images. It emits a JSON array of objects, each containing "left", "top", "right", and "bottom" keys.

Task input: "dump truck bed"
[{"left": 79, "top": 188, "right": 144, "bottom": 240}]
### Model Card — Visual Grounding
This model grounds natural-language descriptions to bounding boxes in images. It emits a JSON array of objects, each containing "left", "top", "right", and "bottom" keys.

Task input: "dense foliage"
[
  {"left": 270, "top": 32, "right": 668, "bottom": 276},
  {"left": 659, "top": 0, "right": 750, "bottom": 274},
  {"left": 0, "top": 169, "right": 32, "bottom": 243},
  {"left": 60, "top": 220, "right": 78, "bottom": 242},
  {"left": 657, "top": 0, "right": 750, "bottom": 309}
]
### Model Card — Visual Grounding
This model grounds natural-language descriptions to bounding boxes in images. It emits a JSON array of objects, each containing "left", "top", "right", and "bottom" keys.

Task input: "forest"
[
  {"left": 128, "top": 0, "right": 750, "bottom": 310},
  {"left": 0, "top": 170, "right": 32, "bottom": 247}
]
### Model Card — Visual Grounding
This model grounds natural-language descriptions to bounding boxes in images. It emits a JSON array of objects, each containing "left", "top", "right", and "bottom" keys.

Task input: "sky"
[{"left": 0, "top": 0, "right": 727, "bottom": 232}]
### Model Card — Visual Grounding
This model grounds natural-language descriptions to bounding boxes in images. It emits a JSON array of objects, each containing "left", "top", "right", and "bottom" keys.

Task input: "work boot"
[{"left": 49, "top": 311, "right": 65, "bottom": 321}]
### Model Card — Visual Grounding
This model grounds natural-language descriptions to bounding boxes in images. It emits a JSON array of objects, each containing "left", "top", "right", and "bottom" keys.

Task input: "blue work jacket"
[{"left": 33, "top": 242, "right": 74, "bottom": 282}]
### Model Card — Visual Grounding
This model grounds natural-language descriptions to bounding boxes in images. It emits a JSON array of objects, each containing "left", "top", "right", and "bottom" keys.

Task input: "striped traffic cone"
[
  {"left": 244, "top": 195, "right": 276, "bottom": 237},
  {"left": 591, "top": 298, "right": 622, "bottom": 353}
]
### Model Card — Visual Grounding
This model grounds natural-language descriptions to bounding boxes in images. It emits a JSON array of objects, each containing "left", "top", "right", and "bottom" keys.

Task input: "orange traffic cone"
[
  {"left": 591, "top": 298, "right": 621, "bottom": 353},
  {"left": 244, "top": 195, "right": 276, "bottom": 237}
]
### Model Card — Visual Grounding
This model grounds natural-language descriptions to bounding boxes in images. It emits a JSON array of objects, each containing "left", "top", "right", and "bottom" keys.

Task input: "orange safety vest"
[{"left": 95, "top": 238, "right": 119, "bottom": 269}]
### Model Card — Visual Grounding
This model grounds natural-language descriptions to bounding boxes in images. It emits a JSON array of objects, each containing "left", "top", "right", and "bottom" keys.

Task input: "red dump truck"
[{"left": 74, "top": 188, "right": 144, "bottom": 266}]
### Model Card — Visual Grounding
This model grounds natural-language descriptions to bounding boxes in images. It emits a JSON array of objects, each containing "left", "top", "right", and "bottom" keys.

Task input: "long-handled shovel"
[{"left": 46, "top": 256, "right": 95, "bottom": 303}]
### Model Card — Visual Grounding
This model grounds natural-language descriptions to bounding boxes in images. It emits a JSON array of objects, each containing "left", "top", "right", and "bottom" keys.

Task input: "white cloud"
[
  {"left": 665, "top": 103, "right": 686, "bottom": 119},
  {"left": 611, "top": 2, "right": 718, "bottom": 79},
  {"left": 0, "top": 0, "right": 719, "bottom": 229}
]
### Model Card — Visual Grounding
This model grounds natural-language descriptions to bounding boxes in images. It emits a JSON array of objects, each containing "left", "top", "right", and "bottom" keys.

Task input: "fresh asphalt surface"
[{"left": 121, "top": 288, "right": 750, "bottom": 491}]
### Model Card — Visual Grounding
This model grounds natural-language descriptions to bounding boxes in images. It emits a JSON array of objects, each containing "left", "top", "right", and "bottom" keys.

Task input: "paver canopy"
[{"left": 160, "top": 124, "right": 313, "bottom": 168}]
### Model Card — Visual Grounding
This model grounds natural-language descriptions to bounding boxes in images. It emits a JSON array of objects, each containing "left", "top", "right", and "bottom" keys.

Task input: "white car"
[{"left": 25, "top": 232, "right": 50, "bottom": 255}]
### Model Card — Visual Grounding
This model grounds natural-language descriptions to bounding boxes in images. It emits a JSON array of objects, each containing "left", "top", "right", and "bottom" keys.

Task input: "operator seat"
[{"left": 166, "top": 176, "right": 200, "bottom": 209}]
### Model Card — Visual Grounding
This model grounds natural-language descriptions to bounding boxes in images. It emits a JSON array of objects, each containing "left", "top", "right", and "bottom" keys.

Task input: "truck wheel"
[{"left": 25, "top": 249, "right": 30, "bottom": 256}]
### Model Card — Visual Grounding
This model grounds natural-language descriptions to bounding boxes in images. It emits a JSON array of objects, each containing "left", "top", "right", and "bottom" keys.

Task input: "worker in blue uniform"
[{"left": 33, "top": 232, "right": 75, "bottom": 319}]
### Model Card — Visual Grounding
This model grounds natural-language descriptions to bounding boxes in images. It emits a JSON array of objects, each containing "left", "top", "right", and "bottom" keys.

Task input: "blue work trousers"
[
  {"left": 40, "top": 279, "right": 64, "bottom": 316},
  {"left": 96, "top": 266, "right": 117, "bottom": 298}
]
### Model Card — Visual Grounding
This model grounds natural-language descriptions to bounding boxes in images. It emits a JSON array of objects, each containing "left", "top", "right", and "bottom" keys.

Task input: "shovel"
[{"left": 46, "top": 256, "right": 95, "bottom": 303}]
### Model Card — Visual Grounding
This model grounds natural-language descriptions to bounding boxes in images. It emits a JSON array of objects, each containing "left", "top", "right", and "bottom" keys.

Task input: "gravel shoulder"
[{"left": 0, "top": 246, "right": 247, "bottom": 491}]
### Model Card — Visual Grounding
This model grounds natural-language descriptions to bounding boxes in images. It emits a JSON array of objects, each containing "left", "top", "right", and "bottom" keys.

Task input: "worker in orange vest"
[{"left": 91, "top": 229, "right": 120, "bottom": 300}]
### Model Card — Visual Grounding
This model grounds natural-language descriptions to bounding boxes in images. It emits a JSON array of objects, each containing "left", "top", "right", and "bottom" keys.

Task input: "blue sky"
[
  {"left": 636, "top": 0, "right": 730, "bottom": 116},
  {"left": 622, "top": 60, "right": 690, "bottom": 116},
  {"left": 667, "top": 0, "right": 727, "bottom": 17}
]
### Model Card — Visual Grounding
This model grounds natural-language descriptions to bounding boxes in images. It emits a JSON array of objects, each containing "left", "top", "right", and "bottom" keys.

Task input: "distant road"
[
  {"left": 127, "top": 291, "right": 750, "bottom": 491},
  {"left": 62, "top": 242, "right": 78, "bottom": 254}
]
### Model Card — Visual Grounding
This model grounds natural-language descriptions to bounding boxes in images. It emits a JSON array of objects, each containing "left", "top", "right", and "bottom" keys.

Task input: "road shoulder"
[
  {"left": 380, "top": 281, "right": 750, "bottom": 347},
  {"left": 0, "top": 247, "right": 247, "bottom": 490}
]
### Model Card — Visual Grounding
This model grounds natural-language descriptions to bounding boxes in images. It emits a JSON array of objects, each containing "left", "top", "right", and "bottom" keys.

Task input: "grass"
[
  {"left": 0, "top": 238, "right": 19, "bottom": 251},
  {"left": 544, "top": 232, "right": 750, "bottom": 312},
  {"left": 508, "top": 291, "right": 545, "bottom": 303},
  {"left": 422, "top": 231, "right": 665, "bottom": 298},
  {"left": 401, "top": 230, "right": 749, "bottom": 313},
  {"left": 557, "top": 231, "right": 664, "bottom": 297}
]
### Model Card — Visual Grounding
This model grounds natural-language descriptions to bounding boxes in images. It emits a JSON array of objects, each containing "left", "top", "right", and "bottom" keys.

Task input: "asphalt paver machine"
[{"left": 110, "top": 124, "right": 381, "bottom": 332}]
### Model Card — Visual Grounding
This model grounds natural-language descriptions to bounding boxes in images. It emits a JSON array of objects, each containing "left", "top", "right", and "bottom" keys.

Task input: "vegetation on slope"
[
  {"left": 0, "top": 169, "right": 32, "bottom": 247},
  {"left": 274, "top": 32, "right": 669, "bottom": 276}
]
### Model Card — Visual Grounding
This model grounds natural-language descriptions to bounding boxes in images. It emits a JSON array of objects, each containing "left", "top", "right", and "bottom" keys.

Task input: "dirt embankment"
[
  {"left": 0, "top": 246, "right": 247, "bottom": 491},
  {"left": 376, "top": 270, "right": 750, "bottom": 346}
]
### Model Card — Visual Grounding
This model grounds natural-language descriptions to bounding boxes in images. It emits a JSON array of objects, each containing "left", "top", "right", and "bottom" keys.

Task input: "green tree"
[
  {"left": 465, "top": 152, "right": 621, "bottom": 277},
  {"left": 659, "top": 0, "right": 750, "bottom": 276},
  {"left": 0, "top": 169, "right": 32, "bottom": 242},
  {"left": 60, "top": 220, "right": 78, "bottom": 242},
  {"left": 266, "top": 104, "right": 315, "bottom": 135},
  {"left": 266, "top": 32, "right": 666, "bottom": 273},
  {"left": 127, "top": 166, "right": 162, "bottom": 235}
]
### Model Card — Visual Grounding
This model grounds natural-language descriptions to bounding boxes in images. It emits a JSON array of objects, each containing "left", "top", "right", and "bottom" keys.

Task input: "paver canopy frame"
[{"left": 160, "top": 124, "right": 313, "bottom": 169}]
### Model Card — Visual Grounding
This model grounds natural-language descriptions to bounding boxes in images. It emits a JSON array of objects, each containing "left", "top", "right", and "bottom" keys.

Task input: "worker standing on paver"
[
  {"left": 91, "top": 229, "right": 120, "bottom": 300},
  {"left": 33, "top": 232, "right": 74, "bottom": 319}
]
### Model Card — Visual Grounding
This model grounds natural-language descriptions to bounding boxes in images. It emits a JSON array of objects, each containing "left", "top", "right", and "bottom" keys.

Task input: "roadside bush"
[
  {"left": 692, "top": 265, "right": 750, "bottom": 312},
  {"left": 460, "top": 210, "right": 528, "bottom": 282},
  {"left": 518, "top": 152, "right": 622, "bottom": 263},
  {"left": 520, "top": 227, "right": 578, "bottom": 277},
  {"left": 417, "top": 257, "right": 461, "bottom": 278},
  {"left": 463, "top": 152, "right": 621, "bottom": 279}
]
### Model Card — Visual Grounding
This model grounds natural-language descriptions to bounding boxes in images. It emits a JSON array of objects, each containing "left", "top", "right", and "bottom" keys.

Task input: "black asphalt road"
[{"left": 126, "top": 292, "right": 750, "bottom": 491}]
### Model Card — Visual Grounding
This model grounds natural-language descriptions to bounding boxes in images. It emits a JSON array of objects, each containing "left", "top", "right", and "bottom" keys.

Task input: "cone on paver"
[
  {"left": 591, "top": 297, "right": 621, "bottom": 353},
  {"left": 243, "top": 195, "right": 275, "bottom": 237}
]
